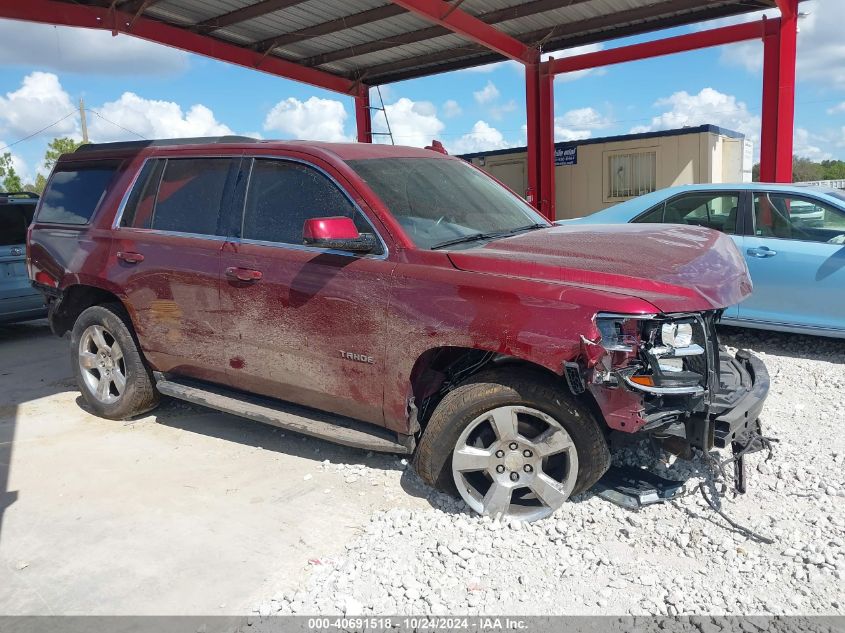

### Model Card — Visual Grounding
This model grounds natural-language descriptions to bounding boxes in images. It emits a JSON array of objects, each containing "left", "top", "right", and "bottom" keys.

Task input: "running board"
[{"left": 155, "top": 378, "right": 412, "bottom": 454}]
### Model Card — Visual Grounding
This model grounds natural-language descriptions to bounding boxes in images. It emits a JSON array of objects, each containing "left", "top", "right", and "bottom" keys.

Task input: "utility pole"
[{"left": 79, "top": 97, "right": 89, "bottom": 144}]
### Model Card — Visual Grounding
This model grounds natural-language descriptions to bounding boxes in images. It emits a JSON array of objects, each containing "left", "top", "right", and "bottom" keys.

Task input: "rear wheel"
[
  {"left": 413, "top": 369, "right": 610, "bottom": 521},
  {"left": 71, "top": 304, "right": 159, "bottom": 420}
]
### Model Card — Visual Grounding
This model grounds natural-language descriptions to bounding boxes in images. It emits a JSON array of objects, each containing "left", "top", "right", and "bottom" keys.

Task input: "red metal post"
[
  {"left": 355, "top": 87, "right": 373, "bottom": 143},
  {"left": 388, "top": 0, "right": 534, "bottom": 62},
  {"left": 760, "top": 17, "right": 781, "bottom": 182},
  {"left": 538, "top": 59, "right": 555, "bottom": 220},
  {"left": 774, "top": 0, "right": 798, "bottom": 182},
  {"left": 525, "top": 63, "right": 540, "bottom": 210}
]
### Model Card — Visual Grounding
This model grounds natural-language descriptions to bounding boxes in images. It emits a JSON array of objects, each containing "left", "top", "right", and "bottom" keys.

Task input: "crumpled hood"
[{"left": 447, "top": 223, "right": 752, "bottom": 313}]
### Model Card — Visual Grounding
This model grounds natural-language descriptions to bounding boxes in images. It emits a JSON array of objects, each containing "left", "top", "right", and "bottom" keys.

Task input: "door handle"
[
  {"left": 225, "top": 266, "right": 263, "bottom": 282},
  {"left": 116, "top": 251, "right": 145, "bottom": 264},
  {"left": 746, "top": 246, "right": 777, "bottom": 258}
]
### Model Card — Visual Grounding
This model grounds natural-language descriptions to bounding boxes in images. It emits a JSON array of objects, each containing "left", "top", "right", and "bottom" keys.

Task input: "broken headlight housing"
[{"left": 595, "top": 313, "right": 713, "bottom": 396}]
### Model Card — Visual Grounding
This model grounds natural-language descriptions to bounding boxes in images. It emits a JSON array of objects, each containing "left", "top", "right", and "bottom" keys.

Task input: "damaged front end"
[{"left": 573, "top": 312, "right": 770, "bottom": 457}]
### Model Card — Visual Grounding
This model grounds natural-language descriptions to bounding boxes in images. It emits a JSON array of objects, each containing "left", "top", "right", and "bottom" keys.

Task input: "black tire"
[
  {"left": 413, "top": 368, "right": 610, "bottom": 503},
  {"left": 70, "top": 303, "right": 159, "bottom": 420}
]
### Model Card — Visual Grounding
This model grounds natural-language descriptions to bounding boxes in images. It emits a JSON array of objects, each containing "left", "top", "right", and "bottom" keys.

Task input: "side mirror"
[{"left": 303, "top": 216, "right": 376, "bottom": 253}]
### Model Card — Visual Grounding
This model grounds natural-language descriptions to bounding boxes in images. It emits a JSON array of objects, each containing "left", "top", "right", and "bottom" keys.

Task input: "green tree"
[
  {"left": 23, "top": 174, "right": 48, "bottom": 195},
  {"left": 0, "top": 152, "right": 23, "bottom": 191},
  {"left": 821, "top": 160, "right": 845, "bottom": 180},
  {"left": 792, "top": 156, "right": 824, "bottom": 183},
  {"left": 44, "top": 137, "right": 86, "bottom": 170}
]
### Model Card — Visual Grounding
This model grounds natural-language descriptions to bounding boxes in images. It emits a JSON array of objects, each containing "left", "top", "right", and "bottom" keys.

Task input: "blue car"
[
  {"left": 568, "top": 183, "right": 845, "bottom": 338},
  {"left": 1, "top": 192, "right": 46, "bottom": 324}
]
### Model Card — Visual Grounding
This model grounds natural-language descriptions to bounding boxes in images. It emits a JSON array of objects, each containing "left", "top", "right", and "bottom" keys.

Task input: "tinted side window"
[
  {"left": 150, "top": 158, "right": 234, "bottom": 236},
  {"left": 120, "top": 160, "right": 164, "bottom": 229},
  {"left": 754, "top": 193, "right": 845, "bottom": 243},
  {"left": 0, "top": 203, "right": 35, "bottom": 246},
  {"left": 38, "top": 162, "right": 120, "bottom": 225},
  {"left": 634, "top": 203, "right": 665, "bottom": 223},
  {"left": 663, "top": 193, "right": 739, "bottom": 234},
  {"left": 243, "top": 159, "right": 378, "bottom": 251}
]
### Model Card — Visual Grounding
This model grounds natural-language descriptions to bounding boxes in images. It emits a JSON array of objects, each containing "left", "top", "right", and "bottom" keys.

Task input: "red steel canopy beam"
[
  {"left": 772, "top": 0, "right": 798, "bottom": 182},
  {"left": 0, "top": 0, "right": 361, "bottom": 96},
  {"left": 549, "top": 19, "right": 771, "bottom": 75},
  {"left": 388, "top": 0, "right": 537, "bottom": 63}
]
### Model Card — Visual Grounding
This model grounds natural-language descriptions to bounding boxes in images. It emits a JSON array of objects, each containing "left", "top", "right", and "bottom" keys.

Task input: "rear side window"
[
  {"left": 122, "top": 158, "right": 234, "bottom": 236},
  {"left": 635, "top": 203, "right": 665, "bottom": 223},
  {"left": 120, "top": 160, "right": 164, "bottom": 229},
  {"left": 634, "top": 193, "right": 739, "bottom": 235},
  {"left": 38, "top": 162, "right": 120, "bottom": 225},
  {"left": 0, "top": 203, "right": 35, "bottom": 246}
]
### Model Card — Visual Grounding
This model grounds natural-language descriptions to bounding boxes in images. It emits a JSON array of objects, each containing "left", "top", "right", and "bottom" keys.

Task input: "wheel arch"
[
  {"left": 51, "top": 283, "right": 132, "bottom": 337},
  {"left": 408, "top": 345, "right": 566, "bottom": 431}
]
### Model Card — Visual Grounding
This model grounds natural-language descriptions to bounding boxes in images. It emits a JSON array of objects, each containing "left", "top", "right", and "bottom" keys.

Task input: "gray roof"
[{"left": 74, "top": 0, "right": 775, "bottom": 86}]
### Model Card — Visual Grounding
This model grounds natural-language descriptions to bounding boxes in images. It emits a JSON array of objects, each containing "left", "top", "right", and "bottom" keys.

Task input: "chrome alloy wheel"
[
  {"left": 451, "top": 405, "right": 578, "bottom": 521},
  {"left": 78, "top": 325, "right": 126, "bottom": 405}
]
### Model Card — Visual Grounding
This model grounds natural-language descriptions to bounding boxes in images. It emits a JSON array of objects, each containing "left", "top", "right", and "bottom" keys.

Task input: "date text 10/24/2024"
[{"left": 307, "top": 618, "right": 529, "bottom": 630}]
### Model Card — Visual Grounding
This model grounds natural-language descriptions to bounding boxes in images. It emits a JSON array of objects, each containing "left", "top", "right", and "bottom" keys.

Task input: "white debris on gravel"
[{"left": 256, "top": 329, "right": 845, "bottom": 616}]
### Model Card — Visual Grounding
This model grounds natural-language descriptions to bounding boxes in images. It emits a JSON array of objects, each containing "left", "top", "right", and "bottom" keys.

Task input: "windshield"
[{"left": 347, "top": 157, "right": 549, "bottom": 249}]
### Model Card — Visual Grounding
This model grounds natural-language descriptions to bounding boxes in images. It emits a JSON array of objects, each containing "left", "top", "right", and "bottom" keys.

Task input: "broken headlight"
[
  {"left": 595, "top": 313, "right": 709, "bottom": 396},
  {"left": 661, "top": 322, "right": 693, "bottom": 348}
]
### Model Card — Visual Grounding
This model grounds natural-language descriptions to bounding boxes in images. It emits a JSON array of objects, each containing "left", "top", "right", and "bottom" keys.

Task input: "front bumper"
[{"left": 710, "top": 349, "right": 769, "bottom": 449}]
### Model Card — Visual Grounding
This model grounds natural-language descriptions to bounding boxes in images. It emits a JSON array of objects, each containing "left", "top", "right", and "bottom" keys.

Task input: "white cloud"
[
  {"left": 555, "top": 107, "right": 611, "bottom": 130},
  {"left": 711, "top": 1, "right": 845, "bottom": 89},
  {"left": 827, "top": 102, "right": 845, "bottom": 115},
  {"left": 0, "top": 143, "right": 32, "bottom": 185},
  {"left": 553, "top": 124, "right": 591, "bottom": 143},
  {"left": 0, "top": 20, "right": 189, "bottom": 76},
  {"left": 489, "top": 100, "right": 517, "bottom": 121},
  {"left": 550, "top": 107, "right": 612, "bottom": 143},
  {"left": 448, "top": 120, "right": 513, "bottom": 155},
  {"left": 442, "top": 99, "right": 462, "bottom": 118},
  {"left": 89, "top": 92, "right": 233, "bottom": 142},
  {"left": 474, "top": 81, "right": 500, "bottom": 105},
  {"left": 263, "top": 96, "right": 349, "bottom": 142},
  {"left": 547, "top": 44, "right": 608, "bottom": 84},
  {"left": 0, "top": 72, "right": 77, "bottom": 140},
  {"left": 630, "top": 88, "right": 761, "bottom": 145},
  {"left": 794, "top": 127, "right": 831, "bottom": 161},
  {"left": 373, "top": 98, "right": 444, "bottom": 147}
]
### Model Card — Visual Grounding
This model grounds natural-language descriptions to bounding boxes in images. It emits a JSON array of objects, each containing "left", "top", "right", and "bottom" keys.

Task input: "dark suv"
[
  {"left": 1, "top": 191, "right": 45, "bottom": 323},
  {"left": 28, "top": 137, "right": 769, "bottom": 521}
]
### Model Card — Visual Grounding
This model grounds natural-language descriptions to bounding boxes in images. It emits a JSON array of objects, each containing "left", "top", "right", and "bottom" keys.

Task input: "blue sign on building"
[{"left": 555, "top": 146, "right": 577, "bottom": 166}]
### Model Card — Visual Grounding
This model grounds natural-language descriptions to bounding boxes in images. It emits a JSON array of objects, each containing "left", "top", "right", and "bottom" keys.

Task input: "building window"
[{"left": 607, "top": 151, "right": 656, "bottom": 199}]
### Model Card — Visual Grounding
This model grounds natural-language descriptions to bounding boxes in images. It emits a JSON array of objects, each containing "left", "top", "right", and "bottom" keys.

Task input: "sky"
[{"left": 2, "top": 0, "right": 845, "bottom": 186}]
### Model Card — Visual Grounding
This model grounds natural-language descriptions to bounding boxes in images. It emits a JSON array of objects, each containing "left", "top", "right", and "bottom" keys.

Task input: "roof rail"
[
  {"left": 74, "top": 135, "right": 258, "bottom": 154},
  {"left": 0, "top": 191, "right": 39, "bottom": 199}
]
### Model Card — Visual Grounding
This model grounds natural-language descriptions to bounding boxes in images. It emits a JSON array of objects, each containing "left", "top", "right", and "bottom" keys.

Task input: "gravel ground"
[{"left": 255, "top": 328, "right": 844, "bottom": 617}]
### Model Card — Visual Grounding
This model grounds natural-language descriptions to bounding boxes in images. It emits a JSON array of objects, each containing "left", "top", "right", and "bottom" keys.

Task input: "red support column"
[
  {"left": 538, "top": 59, "right": 555, "bottom": 220},
  {"left": 760, "top": 17, "right": 780, "bottom": 182},
  {"left": 525, "top": 63, "right": 540, "bottom": 210},
  {"left": 355, "top": 87, "right": 372, "bottom": 143},
  {"left": 774, "top": 0, "right": 798, "bottom": 182}
]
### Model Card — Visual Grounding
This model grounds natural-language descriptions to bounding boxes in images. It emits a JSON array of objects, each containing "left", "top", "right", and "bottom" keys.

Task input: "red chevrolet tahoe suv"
[{"left": 28, "top": 137, "right": 769, "bottom": 521}]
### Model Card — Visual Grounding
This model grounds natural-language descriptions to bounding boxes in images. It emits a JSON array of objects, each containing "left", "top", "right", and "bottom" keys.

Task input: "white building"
[{"left": 461, "top": 125, "right": 754, "bottom": 220}]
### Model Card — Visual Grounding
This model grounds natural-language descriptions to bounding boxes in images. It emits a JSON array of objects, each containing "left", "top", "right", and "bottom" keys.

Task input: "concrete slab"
[{"left": 0, "top": 321, "right": 425, "bottom": 615}]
